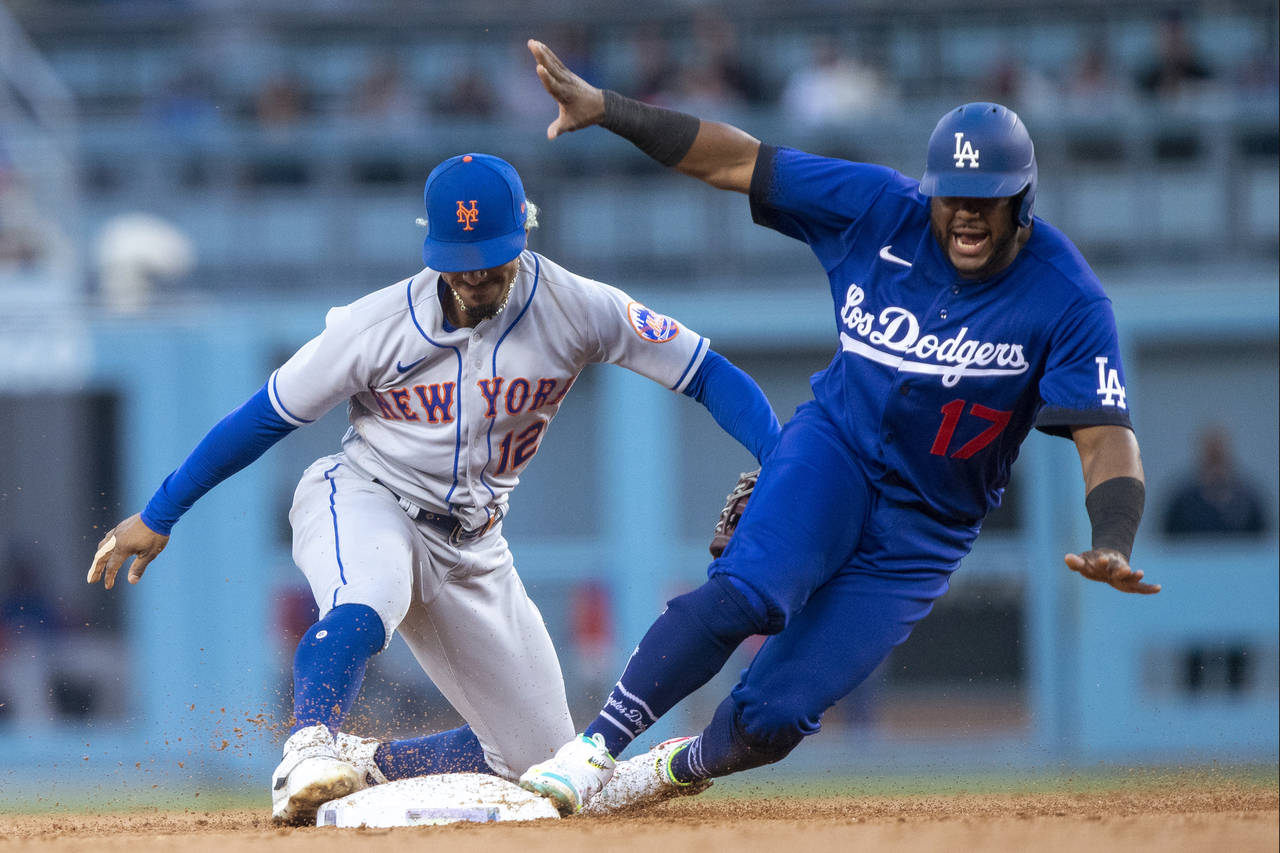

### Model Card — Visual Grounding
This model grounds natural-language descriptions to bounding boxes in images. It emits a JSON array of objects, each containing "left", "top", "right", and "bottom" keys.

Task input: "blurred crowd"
[
  {"left": 131, "top": 11, "right": 1276, "bottom": 144},
  {"left": 2, "top": 7, "right": 1277, "bottom": 278}
]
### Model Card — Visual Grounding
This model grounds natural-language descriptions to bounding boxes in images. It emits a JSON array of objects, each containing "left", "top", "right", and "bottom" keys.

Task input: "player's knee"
[
  {"left": 339, "top": 569, "right": 414, "bottom": 647},
  {"left": 297, "top": 602, "right": 387, "bottom": 659},
  {"left": 714, "top": 573, "right": 785, "bottom": 634},
  {"left": 734, "top": 718, "right": 807, "bottom": 765},
  {"left": 734, "top": 696, "right": 818, "bottom": 763},
  {"left": 667, "top": 575, "right": 775, "bottom": 646},
  {"left": 727, "top": 710, "right": 804, "bottom": 767}
]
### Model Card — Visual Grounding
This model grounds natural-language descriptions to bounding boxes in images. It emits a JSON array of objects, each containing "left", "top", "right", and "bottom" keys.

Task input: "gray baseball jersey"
[
  {"left": 270, "top": 250, "right": 707, "bottom": 529},
  {"left": 275, "top": 250, "right": 708, "bottom": 776}
]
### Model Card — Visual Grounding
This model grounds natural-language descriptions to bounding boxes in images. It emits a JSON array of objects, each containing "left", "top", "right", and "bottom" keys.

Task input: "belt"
[{"left": 371, "top": 478, "right": 503, "bottom": 545}]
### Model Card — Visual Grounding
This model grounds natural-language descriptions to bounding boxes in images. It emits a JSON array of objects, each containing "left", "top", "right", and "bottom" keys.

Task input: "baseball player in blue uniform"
[
  {"left": 519, "top": 40, "right": 1158, "bottom": 814},
  {"left": 87, "top": 152, "right": 780, "bottom": 823}
]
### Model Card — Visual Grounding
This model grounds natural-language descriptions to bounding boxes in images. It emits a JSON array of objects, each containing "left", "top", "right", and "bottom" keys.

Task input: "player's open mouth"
[{"left": 950, "top": 231, "right": 989, "bottom": 258}]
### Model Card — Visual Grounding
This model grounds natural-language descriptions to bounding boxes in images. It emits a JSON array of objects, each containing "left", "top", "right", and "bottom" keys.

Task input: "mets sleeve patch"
[{"left": 627, "top": 302, "right": 680, "bottom": 343}]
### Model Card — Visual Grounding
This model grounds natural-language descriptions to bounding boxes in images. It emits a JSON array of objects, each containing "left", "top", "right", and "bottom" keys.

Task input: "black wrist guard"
[
  {"left": 1085, "top": 476, "right": 1145, "bottom": 560},
  {"left": 601, "top": 90, "right": 700, "bottom": 167}
]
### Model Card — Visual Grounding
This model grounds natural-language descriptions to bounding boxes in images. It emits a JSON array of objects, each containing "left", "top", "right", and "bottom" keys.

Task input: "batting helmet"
[
  {"left": 918, "top": 102, "right": 1037, "bottom": 227},
  {"left": 422, "top": 153, "right": 528, "bottom": 272}
]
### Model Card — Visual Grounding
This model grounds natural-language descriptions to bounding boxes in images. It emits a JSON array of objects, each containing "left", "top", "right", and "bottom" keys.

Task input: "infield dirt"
[{"left": 2, "top": 784, "right": 1276, "bottom": 852}]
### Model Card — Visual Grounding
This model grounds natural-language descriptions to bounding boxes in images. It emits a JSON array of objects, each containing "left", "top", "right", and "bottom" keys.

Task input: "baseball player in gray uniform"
[{"left": 87, "top": 153, "right": 781, "bottom": 823}]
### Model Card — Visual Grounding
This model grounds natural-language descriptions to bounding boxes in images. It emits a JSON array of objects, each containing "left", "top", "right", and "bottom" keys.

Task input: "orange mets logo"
[
  {"left": 627, "top": 302, "right": 680, "bottom": 343},
  {"left": 456, "top": 200, "right": 479, "bottom": 231}
]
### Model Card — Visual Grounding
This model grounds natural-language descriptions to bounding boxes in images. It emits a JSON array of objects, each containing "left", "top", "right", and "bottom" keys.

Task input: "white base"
[{"left": 316, "top": 773, "right": 561, "bottom": 827}]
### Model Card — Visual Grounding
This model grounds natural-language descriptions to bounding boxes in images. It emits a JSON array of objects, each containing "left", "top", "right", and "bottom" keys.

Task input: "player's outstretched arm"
[
  {"left": 528, "top": 39, "right": 759, "bottom": 193},
  {"left": 86, "top": 383, "right": 297, "bottom": 592},
  {"left": 1065, "top": 424, "right": 1159, "bottom": 594},
  {"left": 87, "top": 513, "right": 170, "bottom": 590}
]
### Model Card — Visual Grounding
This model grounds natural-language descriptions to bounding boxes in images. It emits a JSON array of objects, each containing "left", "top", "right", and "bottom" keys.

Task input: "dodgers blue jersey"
[{"left": 749, "top": 145, "right": 1133, "bottom": 523}]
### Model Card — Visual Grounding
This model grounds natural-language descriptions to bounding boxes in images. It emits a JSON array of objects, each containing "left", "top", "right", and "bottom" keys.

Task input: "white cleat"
[
  {"left": 519, "top": 733, "right": 616, "bottom": 815},
  {"left": 270, "top": 724, "right": 361, "bottom": 825},
  {"left": 581, "top": 736, "right": 711, "bottom": 815},
  {"left": 334, "top": 732, "right": 388, "bottom": 791}
]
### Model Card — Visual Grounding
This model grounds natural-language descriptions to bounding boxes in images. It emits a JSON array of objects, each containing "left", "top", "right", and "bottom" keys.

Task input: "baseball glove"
[{"left": 709, "top": 468, "right": 759, "bottom": 558}]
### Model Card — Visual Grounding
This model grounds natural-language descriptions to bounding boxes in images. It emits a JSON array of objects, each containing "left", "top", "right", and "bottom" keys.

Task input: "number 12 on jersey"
[
  {"left": 493, "top": 421, "right": 547, "bottom": 475},
  {"left": 929, "top": 399, "right": 1011, "bottom": 459}
]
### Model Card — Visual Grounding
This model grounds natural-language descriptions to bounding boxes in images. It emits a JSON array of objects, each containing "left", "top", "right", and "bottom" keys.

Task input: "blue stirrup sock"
[
  {"left": 668, "top": 694, "right": 799, "bottom": 783},
  {"left": 374, "top": 724, "right": 493, "bottom": 779},
  {"left": 290, "top": 603, "right": 386, "bottom": 736},
  {"left": 584, "top": 575, "right": 771, "bottom": 758}
]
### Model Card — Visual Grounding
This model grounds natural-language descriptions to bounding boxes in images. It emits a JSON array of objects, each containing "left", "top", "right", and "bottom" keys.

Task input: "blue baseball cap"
[{"left": 422, "top": 153, "right": 528, "bottom": 272}]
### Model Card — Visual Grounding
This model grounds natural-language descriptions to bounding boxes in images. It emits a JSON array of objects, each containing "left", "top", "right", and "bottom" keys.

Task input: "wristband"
[
  {"left": 601, "top": 90, "right": 700, "bottom": 167},
  {"left": 1085, "top": 476, "right": 1145, "bottom": 560}
]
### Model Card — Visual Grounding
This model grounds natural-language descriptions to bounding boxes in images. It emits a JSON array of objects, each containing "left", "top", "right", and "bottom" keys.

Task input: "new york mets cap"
[{"left": 422, "top": 153, "right": 528, "bottom": 272}]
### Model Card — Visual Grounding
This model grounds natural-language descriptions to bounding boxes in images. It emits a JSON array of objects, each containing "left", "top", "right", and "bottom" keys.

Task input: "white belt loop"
[{"left": 396, "top": 495, "right": 423, "bottom": 520}]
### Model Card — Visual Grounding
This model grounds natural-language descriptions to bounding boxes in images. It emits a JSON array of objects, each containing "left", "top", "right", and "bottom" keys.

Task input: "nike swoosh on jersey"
[
  {"left": 396, "top": 356, "right": 427, "bottom": 373},
  {"left": 879, "top": 245, "right": 913, "bottom": 268}
]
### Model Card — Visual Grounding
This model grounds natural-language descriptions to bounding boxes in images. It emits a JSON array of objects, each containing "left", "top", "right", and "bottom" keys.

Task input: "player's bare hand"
[
  {"left": 527, "top": 39, "right": 605, "bottom": 139},
  {"left": 88, "top": 513, "right": 169, "bottom": 590},
  {"left": 1064, "top": 549, "right": 1160, "bottom": 595}
]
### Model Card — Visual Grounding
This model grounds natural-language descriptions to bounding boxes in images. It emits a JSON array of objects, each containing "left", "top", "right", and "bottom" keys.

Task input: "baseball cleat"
[
  {"left": 270, "top": 724, "right": 361, "bottom": 825},
  {"left": 518, "top": 732, "right": 616, "bottom": 815},
  {"left": 335, "top": 732, "right": 388, "bottom": 791},
  {"left": 581, "top": 736, "right": 711, "bottom": 815}
]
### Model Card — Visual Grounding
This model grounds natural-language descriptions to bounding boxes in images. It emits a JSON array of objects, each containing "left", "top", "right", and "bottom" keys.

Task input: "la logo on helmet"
[{"left": 952, "top": 132, "right": 980, "bottom": 168}]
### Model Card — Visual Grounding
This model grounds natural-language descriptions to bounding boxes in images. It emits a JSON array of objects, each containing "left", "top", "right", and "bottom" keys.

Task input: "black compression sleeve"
[
  {"left": 600, "top": 89, "right": 701, "bottom": 167},
  {"left": 1085, "top": 476, "right": 1145, "bottom": 560}
]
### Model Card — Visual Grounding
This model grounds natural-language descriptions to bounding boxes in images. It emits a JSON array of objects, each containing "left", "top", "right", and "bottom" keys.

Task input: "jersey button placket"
[
  {"left": 472, "top": 333, "right": 493, "bottom": 509},
  {"left": 458, "top": 339, "right": 472, "bottom": 491}
]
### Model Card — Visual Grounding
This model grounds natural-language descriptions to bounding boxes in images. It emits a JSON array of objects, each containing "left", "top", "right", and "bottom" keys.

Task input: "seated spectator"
[
  {"left": 629, "top": 25, "right": 679, "bottom": 104},
  {"left": 781, "top": 35, "right": 891, "bottom": 126},
  {"left": 662, "top": 10, "right": 770, "bottom": 115},
  {"left": 1163, "top": 426, "right": 1268, "bottom": 537},
  {"left": 1061, "top": 36, "right": 1133, "bottom": 113},
  {"left": 686, "top": 10, "right": 770, "bottom": 107},
  {"left": 1234, "top": 40, "right": 1279, "bottom": 98},
  {"left": 432, "top": 68, "right": 498, "bottom": 118},
  {"left": 249, "top": 70, "right": 314, "bottom": 185},
  {"left": 0, "top": 137, "right": 66, "bottom": 275},
  {"left": 0, "top": 184, "right": 43, "bottom": 272},
  {"left": 1136, "top": 11, "right": 1213, "bottom": 100},
  {"left": 982, "top": 51, "right": 1055, "bottom": 116},
  {"left": 255, "top": 70, "right": 314, "bottom": 138},
  {"left": 1164, "top": 429, "right": 1264, "bottom": 698},
  {"left": 146, "top": 68, "right": 220, "bottom": 142},
  {"left": 347, "top": 56, "right": 421, "bottom": 132}
]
